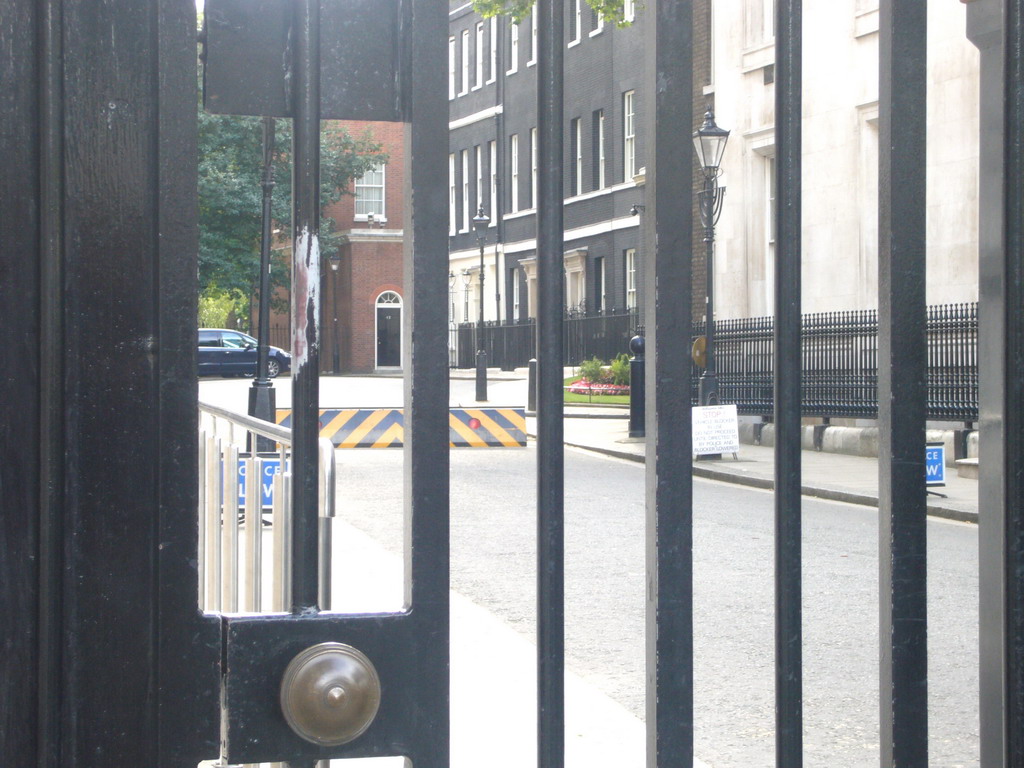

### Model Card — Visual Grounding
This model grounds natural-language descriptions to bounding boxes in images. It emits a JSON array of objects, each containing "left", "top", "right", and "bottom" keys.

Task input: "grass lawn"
[{"left": 563, "top": 377, "right": 631, "bottom": 406}]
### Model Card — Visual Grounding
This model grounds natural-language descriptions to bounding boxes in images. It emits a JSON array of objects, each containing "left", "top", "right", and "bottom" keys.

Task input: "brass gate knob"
[{"left": 280, "top": 642, "right": 381, "bottom": 746}]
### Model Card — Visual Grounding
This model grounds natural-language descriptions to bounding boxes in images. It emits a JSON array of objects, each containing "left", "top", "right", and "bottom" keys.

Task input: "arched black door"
[{"left": 376, "top": 291, "right": 402, "bottom": 368}]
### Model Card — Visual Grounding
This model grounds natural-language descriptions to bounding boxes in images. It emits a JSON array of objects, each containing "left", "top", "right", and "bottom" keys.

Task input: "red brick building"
[{"left": 269, "top": 120, "right": 406, "bottom": 374}]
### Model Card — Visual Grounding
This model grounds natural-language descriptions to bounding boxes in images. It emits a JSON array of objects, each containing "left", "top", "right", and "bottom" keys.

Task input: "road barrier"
[{"left": 275, "top": 408, "right": 527, "bottom": 448}]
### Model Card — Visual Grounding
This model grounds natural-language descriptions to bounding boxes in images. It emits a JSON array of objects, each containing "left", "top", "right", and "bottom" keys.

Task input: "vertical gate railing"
[
  {"left": 197, "top": 402, "right": 338, "bottom": 768},
  {"left": 196, "top": 402, "right": 337, "bottom": 616}
]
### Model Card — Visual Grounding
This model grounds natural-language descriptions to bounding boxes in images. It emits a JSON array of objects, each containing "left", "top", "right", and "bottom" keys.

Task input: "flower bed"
[{"left": 565, "top": 378, "right": 631, "bottom": 396}]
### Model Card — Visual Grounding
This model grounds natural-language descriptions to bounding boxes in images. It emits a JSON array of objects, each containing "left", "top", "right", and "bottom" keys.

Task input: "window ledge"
[
  {"left": 854, "top": 8, "right": 879, "bottom": 37},
  {"left": 589, "top": 26, "right": 604, "bottom": 37},
  {"left": 741, "top": 40, "right": 775, "bottom": 73},
  {"left": 568, "top": 38, "right": 581, "bottom": 48}
]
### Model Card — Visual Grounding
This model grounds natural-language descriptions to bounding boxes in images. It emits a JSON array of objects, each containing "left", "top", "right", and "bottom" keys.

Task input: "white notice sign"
[{"left": 692, "top": 404, "right": 740, "bottom": 456}]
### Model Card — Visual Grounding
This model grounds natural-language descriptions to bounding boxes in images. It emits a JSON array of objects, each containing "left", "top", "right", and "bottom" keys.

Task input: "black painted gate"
[{"left": 2, "top": 0, "right": 1024, "bottom": 767}]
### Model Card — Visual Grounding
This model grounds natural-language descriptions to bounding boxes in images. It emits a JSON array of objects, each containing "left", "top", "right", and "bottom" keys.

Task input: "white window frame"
[
  {"left": 507, "top": 22, "right": 519, "bottom": 75},
  {"left": 597, "top": 109, "right": 606, "bottom": 189},
  {"left": 625, "top": 248, "right": 637, "bottom": 310},
  {"left": 461, "top": 149, "right": 470, "bottom": 232},
  {"left": 530, "top": 128, "right": 538, "bottom": 209},
  {"left": 624, "top": 0, "right": 635, "bottom": 23},
  {"left": 744, "top": 0, "right": 775, "bottom": 47},
  {"left": 512, "top": 268, "right": 521, "bottom": 319},
  {"left": 623, "top": 90, "right": 636, "bottom": 181},
  {"left": 354, "top": 164, "right": 385, "bottom": 221},
  {"left": 474, "top": 22, "right": 485, "bottom": 89},
  {"left": 571, "top": 117, "right": 582, "bottom": 196},
  {"left": 510, "top": 134, "right": 520, "bottom": 213},
  {"left": 528, "top": 8, "right": 538, "bottom": 66},
  {"left": 569, "top": 0, "right": 581, "bottom": 45},
  {"left": 590, "top": 4, "right": 605, "bottom": 36},
  {"left": 448, "top": 36, "right": 456, "bottom": 100},
  {"left": 475, "top": 144, "right": 483, "bottom": 210},
  {"left": 460, "top": 29, "right": 470, "bottom": 96},
  {"left": 593, "top": 255, "right": 606, "bottom": 312},
  {"left": 488, "top": 17, "right": 498, "bottom": 83},
  {"left": 489, "top": 140, "right": 498, "bottom": 226},
  {"left": 448, "top": 153, "right": 456, "bottom": 234}
]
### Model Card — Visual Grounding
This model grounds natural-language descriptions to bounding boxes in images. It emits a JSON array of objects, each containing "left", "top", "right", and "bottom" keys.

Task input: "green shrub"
[
  {"left": 198, "top": 290, "right": 247, "bottom": 330},
  {"left": 578, "top": 356, "right": 608, "bottom": 384},
  {"left": 610, "top": 353, "right": 631, "bottom": 386}
]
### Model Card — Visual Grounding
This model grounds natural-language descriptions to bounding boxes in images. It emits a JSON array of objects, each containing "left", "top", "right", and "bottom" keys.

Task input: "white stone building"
[{"left": 710, "top": 0, "right": 980, "bottom": 319}]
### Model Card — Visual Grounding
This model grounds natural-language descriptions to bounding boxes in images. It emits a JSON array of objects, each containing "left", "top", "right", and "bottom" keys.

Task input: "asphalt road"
[{"left": 333, "top": 443, "right": 980, "bottom": 768}]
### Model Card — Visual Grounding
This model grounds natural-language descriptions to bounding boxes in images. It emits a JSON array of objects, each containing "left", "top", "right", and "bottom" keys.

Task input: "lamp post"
[
  {"left": 472, "top": 206, "right": 490, "bottom": 401},
  {"left": 248, "top": 116, "right": 277, "bottom": 451},
  {"left": 328, "top": 251, "right": 341, "bottom": 373},
  {"left": 693, "top": 108, "right": 730, "bottom": 407},
  {"left": 448, "top": 270, "right": 457, "bottom": 367}
]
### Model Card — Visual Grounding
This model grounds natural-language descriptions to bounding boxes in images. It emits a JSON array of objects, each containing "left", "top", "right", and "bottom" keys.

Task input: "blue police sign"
[
  {"left": 237, "top": 454, "right": 284, "bottom": 508},
  {"left": 925, "top": 442, "right": 946, "bottom": 487}
]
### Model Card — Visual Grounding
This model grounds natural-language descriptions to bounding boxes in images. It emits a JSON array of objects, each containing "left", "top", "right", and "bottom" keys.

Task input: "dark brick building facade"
[
  {"left": 268, "top": 120, "right": 406, "bottom": 374},
  {"left": 447, "top": 0, "right": 712, "bottom": 332}
]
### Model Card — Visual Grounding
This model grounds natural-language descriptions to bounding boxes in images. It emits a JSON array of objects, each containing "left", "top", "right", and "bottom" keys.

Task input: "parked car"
[{"left": 198, "top": 329, "right": 291, "bottom": 378}]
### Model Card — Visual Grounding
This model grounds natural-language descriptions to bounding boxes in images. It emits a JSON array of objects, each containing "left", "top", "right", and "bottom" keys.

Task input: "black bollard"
[
  {"left": 527, "top": 358, "right": 538, "bottom": 414},
  {"left": 628, "top": 334, "right": 645, "bottom": 438}
]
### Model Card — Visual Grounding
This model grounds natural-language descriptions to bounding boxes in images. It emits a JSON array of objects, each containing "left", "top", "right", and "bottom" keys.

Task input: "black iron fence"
[
  {"left": 456, "top": 303, "right": 979, "bottom": 422},
  {"left": 453, "top": 310, "right": 641, "bottom": 371}
]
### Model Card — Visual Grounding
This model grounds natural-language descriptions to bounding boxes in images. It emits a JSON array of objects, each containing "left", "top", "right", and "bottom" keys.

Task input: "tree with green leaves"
[
  {"left": 472, "top": 0, "right": 630, "bottom": 26},
  {"left": 197, "top": 111, "right": 386, "bottom": 328}
]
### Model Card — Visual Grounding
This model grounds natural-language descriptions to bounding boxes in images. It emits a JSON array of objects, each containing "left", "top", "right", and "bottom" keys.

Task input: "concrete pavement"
[
  {"left": 551, "top": 406, "right": 979, "bottom": 524},
  {"left": 200, "top": 371, "right": 977, "bottom": 768}
]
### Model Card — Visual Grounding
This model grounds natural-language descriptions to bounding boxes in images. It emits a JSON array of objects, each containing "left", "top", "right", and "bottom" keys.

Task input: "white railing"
[
  {"left": 197, "top": 401, "right": 336, "bottom": 614},
  {"left": 198, "top": 402, "right": 337, "bottom": 768}
]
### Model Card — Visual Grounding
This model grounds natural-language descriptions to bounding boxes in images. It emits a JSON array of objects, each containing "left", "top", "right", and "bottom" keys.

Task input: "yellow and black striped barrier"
[{"left": 275, "top": 408, "right": 526, "bottom": 448}]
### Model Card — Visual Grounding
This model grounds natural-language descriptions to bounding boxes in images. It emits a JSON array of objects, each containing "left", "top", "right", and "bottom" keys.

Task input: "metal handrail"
[
  {"left": 199, "top": 400, "right": 293, "bottom": 443},
  {"left": 197, "top": 401, "right": 336, "bottom": 618}
]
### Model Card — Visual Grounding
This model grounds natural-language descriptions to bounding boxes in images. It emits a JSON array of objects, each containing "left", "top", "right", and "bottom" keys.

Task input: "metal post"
[
  {"left": 288, "top": 0, "right": 322, "bottom": 617},
  {"left": 996, "top": 0, "right": 1024, "bottom": 760},
  {"left": 697, "top": 173, "right": 724, "bottom": 407},
  {"left": 628, "top": 333, "right": 645, "bottom": 438},
  {"left": 476, "top": 212, "right": 488, "bottom": 401},
  {"left": 774, "top": 0, "right": 803, "bottom": 764},
  {"left": 527, "top": 357, "right": 538, "bottom": 414},
  {"left": 249, "top": 116, "right": 277, "bottom": 452},
  {"left": 700, "top": 196, "right": 717, "bottom": 406},
  {"left": 878, "top": 0, "right": 928, "bottom": 763},
  {"left": 536, "top": 0, "right": 565, "bottom": 763},
  {"left": 644, "top": 0, "right": 695, "bottom": 763}
]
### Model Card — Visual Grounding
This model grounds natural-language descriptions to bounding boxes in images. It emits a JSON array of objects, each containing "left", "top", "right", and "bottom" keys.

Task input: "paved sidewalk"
[{"left": 543, "top": 406, "right": 979, "bottom": 523}]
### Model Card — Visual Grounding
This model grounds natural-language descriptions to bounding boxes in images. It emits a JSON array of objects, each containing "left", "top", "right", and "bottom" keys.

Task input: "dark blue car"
[{"left": 198, "top": 329, "right": 291, "bottom": 378}]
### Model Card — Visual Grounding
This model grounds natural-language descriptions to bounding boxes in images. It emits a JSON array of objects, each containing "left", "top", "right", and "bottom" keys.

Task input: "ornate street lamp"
[
  {"left": 472, "top": 206, "right": 490, "bottom": 401},
  {"left": 693, "top": 108, "right": 729, "bottom": 407},
  {"left": 249, "top": 116, "right": 277, "bottom": 451}
]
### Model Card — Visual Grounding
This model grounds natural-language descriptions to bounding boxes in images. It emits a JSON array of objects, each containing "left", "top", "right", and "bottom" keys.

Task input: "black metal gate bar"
[
  {"left": 773, "top": 0, "right": 802, "bottom": 764},
  {"left": 403, "top": 0, "right": 452, "bottom": 760},
  {"left": 643, "top": 0, "right": 694, "bottom": 764},
  {"left": 289, "top": 0, "right": 323, "bottom": 615},
  {"left": 877, "top": 0, "right": 929, "bottom": 764},
  {"left": 536, "top": 0, "right": 566, "bottom": 763},
  {"left": 38, "top": 0, "right": 65, "bottom": 764},
  {"left": 1000, "top": 0, "right": 1024, "bottom": 758}
]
